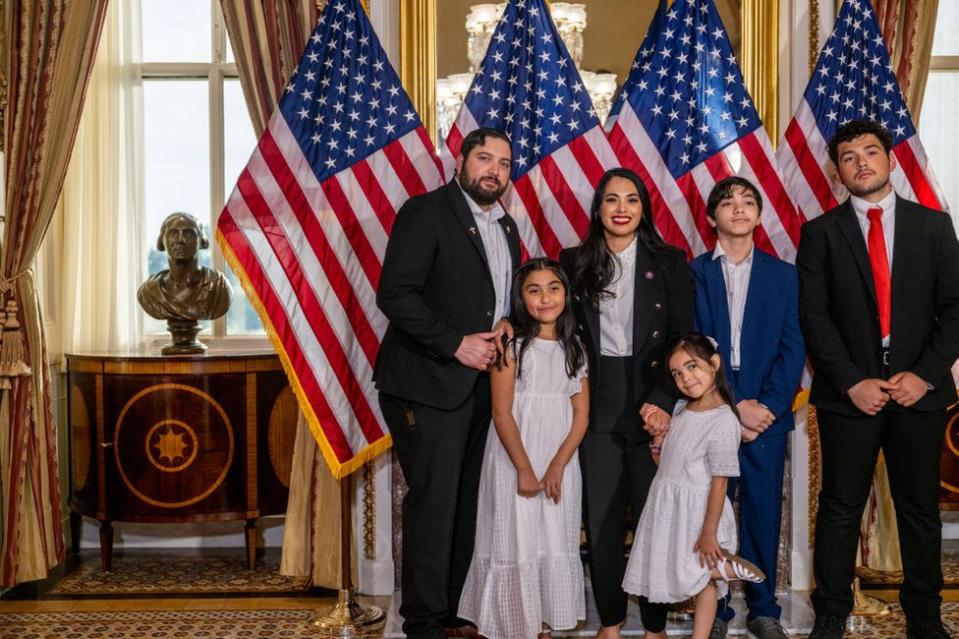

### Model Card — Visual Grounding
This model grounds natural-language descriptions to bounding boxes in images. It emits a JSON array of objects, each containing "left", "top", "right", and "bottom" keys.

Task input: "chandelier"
[{"left": 436, "top": 2, "right": 618, "bottom": 141}]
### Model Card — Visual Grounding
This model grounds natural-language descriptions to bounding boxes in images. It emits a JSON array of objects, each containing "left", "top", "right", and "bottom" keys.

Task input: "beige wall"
[{"left": 436, "top": 1, "right": 741, "bottom": 91}]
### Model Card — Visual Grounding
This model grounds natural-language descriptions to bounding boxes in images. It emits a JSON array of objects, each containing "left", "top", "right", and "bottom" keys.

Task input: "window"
[
  {"left": 919, "top": 1, "right": 959, "bottom": 231},
  {"left": 141, "top": 0, "right": 264, "bottom": 342}
]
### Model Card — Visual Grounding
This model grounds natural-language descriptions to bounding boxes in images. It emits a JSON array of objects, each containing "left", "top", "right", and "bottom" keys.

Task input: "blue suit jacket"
[{"left": 691, "top": 247, "right": 805, "bottom": 436}]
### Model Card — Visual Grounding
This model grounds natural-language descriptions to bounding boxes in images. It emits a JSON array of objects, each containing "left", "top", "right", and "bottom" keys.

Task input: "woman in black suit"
[{"left": 559, "top": 167, "right": 694, "bottom": 639}]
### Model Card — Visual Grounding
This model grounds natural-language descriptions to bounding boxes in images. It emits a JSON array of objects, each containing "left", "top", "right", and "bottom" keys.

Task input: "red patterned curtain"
[
  {"left": 873, "top": 0, "right": 940, "bottom": 117},
  {"left": 219, "top": 1, "right": 321, "bottom": 136},
  {"left": 1, "top": 0, "right": 109, "bottom": 586}
]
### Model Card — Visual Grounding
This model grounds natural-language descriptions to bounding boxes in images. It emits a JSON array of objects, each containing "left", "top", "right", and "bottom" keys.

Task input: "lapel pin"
[
  {"left": 469, "top": 226, "right": 478, "bottom": 235},
  {"left": 645, "top": 271, "right": 655, "bottom": 280},
  {"left": 505, "top": 225, "right": 511, "bottom": 234}
]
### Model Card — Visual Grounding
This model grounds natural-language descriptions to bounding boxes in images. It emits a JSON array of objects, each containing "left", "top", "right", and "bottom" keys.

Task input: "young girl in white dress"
[
  {"left": 458, "top": 258, "right": 589, "bottom": 639},
  {"left": 622, "top": 333, "right": 765, "bottom": 639}
]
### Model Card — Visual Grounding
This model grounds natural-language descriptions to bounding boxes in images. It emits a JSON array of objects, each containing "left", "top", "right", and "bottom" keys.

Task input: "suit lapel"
[
  {"left": 497, "top": 214, "right": 521, "bottom": 270},
  {"left": 632, "top": 246, "right": 656, "bottom": 354},
  {"left": 836, "top": 201, "right": 878, "bottom": 309},
  {"left": 704, "top": 254, "right": 733, "bottom": 368},
  {"left": 739, "top": 249, "right": 765, "bottom": 376},
  {"left": 890, "top": 196, "right": 918, "bottom": 332},
  {"left": 447, "top": 181, "right": 493, "bottom": 279}
]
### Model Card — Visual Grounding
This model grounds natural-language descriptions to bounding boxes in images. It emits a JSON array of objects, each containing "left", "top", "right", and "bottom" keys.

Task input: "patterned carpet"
[
  {"left": 49, "top": 553, "right": 310, "bottom": 595},
  {"left": 0, "top": 610, "right": 317, "bottom": 639},
  {"left": 2, "top": 604, "right": 957, "bottom": 638},
  {"left": 858, "top": 551, "right": 959, "bottom": 586}
]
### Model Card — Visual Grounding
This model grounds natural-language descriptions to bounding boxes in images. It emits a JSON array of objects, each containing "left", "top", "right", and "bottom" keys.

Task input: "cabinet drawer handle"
[{"left": 100, "top": 442, "right": 113, "bottom": 449}]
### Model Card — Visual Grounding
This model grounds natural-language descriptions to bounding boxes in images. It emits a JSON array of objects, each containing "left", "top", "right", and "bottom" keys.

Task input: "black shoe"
[
  {"left": 808, "top": 614, "right": 845, "bottom": 639},
  {"left": 906, "top": 619, "right": 953, "bottom": 639}
]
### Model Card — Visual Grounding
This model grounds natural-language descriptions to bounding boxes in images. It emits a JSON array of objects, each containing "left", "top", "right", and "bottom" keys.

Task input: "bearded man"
[{"left": 375, "top": 128, "right": 520, "bottom": 639}]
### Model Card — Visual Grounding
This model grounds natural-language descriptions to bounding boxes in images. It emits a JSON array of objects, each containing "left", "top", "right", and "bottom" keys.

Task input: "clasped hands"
[
  {"left": 516, "top": 463, "right": 565, "bottom": 503},
  {"left": 847, "top": 371, "right": 929, "bottom": 415},
  {"left": 453, "top": 319, "right": 513, "bottom": 370}
]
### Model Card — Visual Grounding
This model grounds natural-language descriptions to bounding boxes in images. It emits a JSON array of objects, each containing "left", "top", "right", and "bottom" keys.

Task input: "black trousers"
[
  {"left": 380, "top": 375, "right": 491, "bottom": 639},
  {"left": 580, "top": 356, "right": 668, "bottom": 632},
  {"left": 811, "top": 406, "right": 946, "bottom": 622}
]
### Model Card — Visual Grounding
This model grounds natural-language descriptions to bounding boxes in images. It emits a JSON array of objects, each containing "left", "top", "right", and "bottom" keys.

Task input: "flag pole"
[{"left": 309, "top": 472, "right": 386, "bottom": 637}]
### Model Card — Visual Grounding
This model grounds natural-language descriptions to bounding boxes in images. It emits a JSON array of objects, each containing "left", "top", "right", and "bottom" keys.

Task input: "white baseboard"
[{"left": 77, "top": 517, "right": 286, "bottom": 549}]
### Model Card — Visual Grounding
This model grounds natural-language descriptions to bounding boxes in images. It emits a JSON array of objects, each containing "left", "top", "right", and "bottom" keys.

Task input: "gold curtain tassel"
[{"left": 0, "top": 298, "right": 33, "bottom": 378}]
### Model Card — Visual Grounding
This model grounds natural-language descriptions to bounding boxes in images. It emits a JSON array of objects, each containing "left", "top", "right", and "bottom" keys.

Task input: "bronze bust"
[{"left": 138, "top": 212, "right": 232, "bottom": 354}]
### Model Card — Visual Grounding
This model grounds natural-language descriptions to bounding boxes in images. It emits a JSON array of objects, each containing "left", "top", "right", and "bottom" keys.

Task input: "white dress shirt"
[
  {"left": 712, "top": 242, "right": 753, "bottom": 370},
  {"left": 850, "top": 189, "right": 896, "bottom": 346},
  {"left": 459, "top": 181, "right": 513, "bottom": 322},
  {"left": 599, "top": 237, "right": 637, "bottom": 356}
]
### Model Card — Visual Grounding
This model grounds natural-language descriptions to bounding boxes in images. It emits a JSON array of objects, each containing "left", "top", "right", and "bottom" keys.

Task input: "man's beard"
[{"left": 460, "top": 173, "right": 508, "bottom": 206}]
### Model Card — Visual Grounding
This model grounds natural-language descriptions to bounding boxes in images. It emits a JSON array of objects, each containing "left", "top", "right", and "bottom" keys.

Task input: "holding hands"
[
  {"left": 640, "top": 402, "right": 671, "bottom": 437},
  {"left": 738, "top": 399, "right": 774, "bottom": 434}
]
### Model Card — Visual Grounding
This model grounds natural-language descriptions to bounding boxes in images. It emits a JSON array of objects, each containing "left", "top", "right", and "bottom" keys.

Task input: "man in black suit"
[
  {"left": 375, "top": 128, "right": 520, "bottom": 639},
  {"left": 797, "top": 119, "right": 959, "bottom": 639}
]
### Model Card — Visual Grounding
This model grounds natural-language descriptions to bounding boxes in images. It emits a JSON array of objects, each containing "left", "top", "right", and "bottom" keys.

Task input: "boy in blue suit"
[{"left": 691, "top": 177, "right": 806, "bottom": 639}]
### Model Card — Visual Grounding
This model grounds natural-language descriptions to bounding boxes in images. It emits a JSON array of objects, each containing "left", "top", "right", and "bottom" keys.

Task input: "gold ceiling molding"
[
  {"left": 741, "top": 0, "right": 779, "bottom": 144},
  {"left": 400, "top": 0, "right": 437, "bottom": 146}
]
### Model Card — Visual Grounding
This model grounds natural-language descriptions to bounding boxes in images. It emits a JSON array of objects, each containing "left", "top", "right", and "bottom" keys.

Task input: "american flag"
[
  {"left": 444, "top": 0, "right": 617, "bottom": 259},
  {"left": 605, "top": 0, "right": 801, "bottom": 261},
  {"left": 776, "top": 0, "right": 948, "bottom": 220},
  {"left": 216, "top": 0, "right": 443, "bottom": 479}
]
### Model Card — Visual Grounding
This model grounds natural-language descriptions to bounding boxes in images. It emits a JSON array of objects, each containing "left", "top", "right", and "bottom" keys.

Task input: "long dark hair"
[
  {"left": 573, "top": 167, "right": 669, "bottom": 306},
  {"left": 666, "top": 332, "right": 740, "bottom": 420},
  {"left": 508, "top": 258, "right": 586, "bottom": 380}
]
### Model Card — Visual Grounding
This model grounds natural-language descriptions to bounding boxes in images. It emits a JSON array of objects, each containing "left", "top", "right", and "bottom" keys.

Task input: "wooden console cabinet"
[{"left": 66, "top": 351, "right": 298, "bottom": 570}]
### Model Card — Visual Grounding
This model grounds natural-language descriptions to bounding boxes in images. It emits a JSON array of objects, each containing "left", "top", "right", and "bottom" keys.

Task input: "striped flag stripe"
[
  {"left": 234, "top": 179, "right": 385, "bottom": 447},
  {"left": 536, "top": 154, "right": 591, "bottom": 242},
  {"left": 221, "top": 202, "right": 367, "bottom": 457},
  {"left": 675, "top": 171, "right": 713, "bottom": 250},
  {"left": 893, "top": 140, "right": 941, "bottom": 210},
  {"left": 783, "top": 118, "right": 836, "bottom": 216},
  {"left": 738, "top": 132, "right": 802, "bottom": 246},
  {"left": 501, "top": 187, "right": 545, "bottom": 259},
  {"left": 265, "top": 120, "right": 383, "bottom": 287},
  {"left": 244, "top": 149, "right": 384, "bottom": 366},
  {"left": 512, "top": 173, "right": 564, "bottom": 258},
  {"left": 345, "top": 159, "right": 396, "bottom": 237}
]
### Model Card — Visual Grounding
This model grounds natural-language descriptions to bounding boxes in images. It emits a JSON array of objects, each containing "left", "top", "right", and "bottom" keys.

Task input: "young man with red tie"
[{"left": 797, "top": 119, "right": 959, "bottom": 639}]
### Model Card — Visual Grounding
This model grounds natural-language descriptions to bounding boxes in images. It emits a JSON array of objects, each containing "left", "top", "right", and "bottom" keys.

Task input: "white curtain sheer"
[{"left": 58, "top": 0, "right": 144, "bottom": 354}]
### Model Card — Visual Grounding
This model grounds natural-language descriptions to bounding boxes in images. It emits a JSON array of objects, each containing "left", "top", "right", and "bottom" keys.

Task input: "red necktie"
[{"left": 866, "top": 207, "right": 891, "bottom": 338}]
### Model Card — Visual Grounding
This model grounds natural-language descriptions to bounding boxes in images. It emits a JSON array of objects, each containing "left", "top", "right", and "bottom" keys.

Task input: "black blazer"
[
  {"left": 797, "top": 196, "right": 959, "bottom": 415},
  {"left": 559, "top": 243, "right": 695, "bottom": 433},
  {"left": 374, "top": 181, "right": 521, "bottom": 410}
]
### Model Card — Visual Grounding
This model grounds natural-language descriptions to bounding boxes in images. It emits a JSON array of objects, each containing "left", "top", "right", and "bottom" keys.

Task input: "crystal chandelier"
[{"left": 437, "top": 2, "right": 618, "bottom": 140}]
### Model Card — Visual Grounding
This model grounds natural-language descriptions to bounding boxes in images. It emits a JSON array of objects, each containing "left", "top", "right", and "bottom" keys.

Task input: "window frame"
[{"left": 140, "top": 0, "right": 269, "bottom": 350}]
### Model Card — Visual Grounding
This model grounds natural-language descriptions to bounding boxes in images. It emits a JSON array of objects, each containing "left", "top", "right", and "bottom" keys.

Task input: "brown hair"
[{"left": 666, "top": 332, "right": 739, "bottom": 420}]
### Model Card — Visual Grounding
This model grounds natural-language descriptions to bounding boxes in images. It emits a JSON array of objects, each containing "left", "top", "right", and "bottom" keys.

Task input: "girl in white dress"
[
  {"left": 622, "top": 333, "right": 765, "bottom": 639},
  {"left": 458, "top": 258, "right": 589, "bottom": 639}
]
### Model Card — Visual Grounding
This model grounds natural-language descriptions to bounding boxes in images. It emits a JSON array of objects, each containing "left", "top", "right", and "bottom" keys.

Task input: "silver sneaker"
[
  {"left": 709, "top": 618, "right": 728, "bottom": 639},
  {"left": 747, "top": 616, "right": 789, "bottom": 639}
]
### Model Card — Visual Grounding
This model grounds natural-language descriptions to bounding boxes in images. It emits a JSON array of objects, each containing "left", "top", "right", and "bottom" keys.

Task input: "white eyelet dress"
[
  {"left": 458, "top": 337, "right": 588, "bottom": 639},
  {"left": 622, "top": 403, "right": 741, "bottom": 603}
]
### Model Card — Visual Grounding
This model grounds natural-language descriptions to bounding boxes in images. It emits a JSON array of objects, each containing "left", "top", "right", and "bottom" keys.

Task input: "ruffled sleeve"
[
  {"left": 705, "top": 407, "right": 740, "bottom": 477},
  {"left": 566, "top": 359, "right": 588, "bottom": 397}
]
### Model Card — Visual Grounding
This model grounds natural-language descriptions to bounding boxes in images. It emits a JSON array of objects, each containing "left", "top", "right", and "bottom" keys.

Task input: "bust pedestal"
[{"left": 66, "top": 350, "right": 298, "bottom": 570}]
